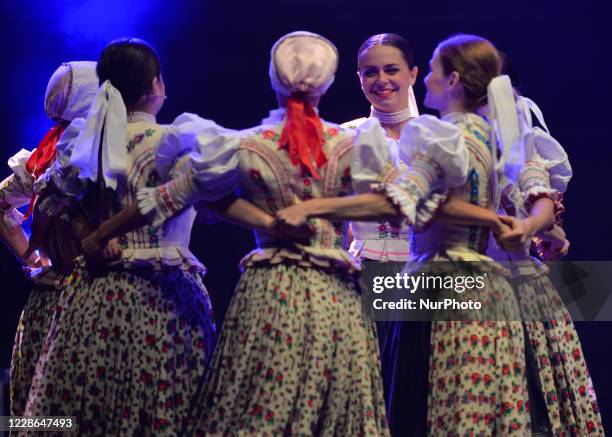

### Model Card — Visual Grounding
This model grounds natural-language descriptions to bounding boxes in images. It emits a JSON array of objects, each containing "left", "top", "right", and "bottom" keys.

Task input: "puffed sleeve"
[
  {"left": 0, "top": 149, "right": 34, "bottom": 225},
  {"left": 519, "top": 127, "right": 571, "bottom": 218},
  {"left": 35, "top": 118, "right": 88, "bottom": 199},
  {"left": 374, "top": 115, "right": 468, "bottom": 225},
  {"left": 350, "top": 118, "right": 400, "bottom": 194},
  {"left": 0, "top": 148, "right": 34, "bottom": 207},
  {"left": 398, "top": 115, "right": 468, "bottom": 187},
  {"left": 137, "top": 113, "right": 240, "bottom": 228}
]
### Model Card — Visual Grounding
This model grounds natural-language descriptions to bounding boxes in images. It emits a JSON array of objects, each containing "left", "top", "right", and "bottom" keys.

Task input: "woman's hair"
[
  {"left": 358, "top": 33, "right": 415, "bottom": 68},
  {"left": 97, "top": 37, "right": 161, "bottom": 109},
  {"left": 436, "top": 34, "right": 501, "bottom": 110},
  {"left": 499, "top": 50, "right": 522, "bottom": 93}
]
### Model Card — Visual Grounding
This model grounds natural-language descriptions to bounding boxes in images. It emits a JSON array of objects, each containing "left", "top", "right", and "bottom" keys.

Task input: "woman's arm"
[
  {"left": 81, "top": 195, "right": 300, "bottom": 257},
  {"left": 0, "top": 216, "right": 40, "bottom": 265},
  {"left": 275, "top": 193, "right": 509, "bottom": 235},
  {"left": 274, "top": 193, "right": 400, "bottom": 230},
  {"left": 498, "top": 197, "right": 555, "bottom": 248},
  {"left": 435, "top": 197, "right": 508, "bottom": 234}
]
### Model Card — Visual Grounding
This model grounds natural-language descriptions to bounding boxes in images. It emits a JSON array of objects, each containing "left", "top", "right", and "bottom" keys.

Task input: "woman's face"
[
  {"left": 358, "top": 45, "right": 417, "bottom": 113},
  {"left": 424, "top": 49, "right": 454, "bottom": 113}
]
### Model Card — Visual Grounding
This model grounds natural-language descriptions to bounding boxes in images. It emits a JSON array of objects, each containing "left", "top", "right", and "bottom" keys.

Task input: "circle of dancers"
[{"left": 0, "top": 31, "right": 603, "bottom": 436}]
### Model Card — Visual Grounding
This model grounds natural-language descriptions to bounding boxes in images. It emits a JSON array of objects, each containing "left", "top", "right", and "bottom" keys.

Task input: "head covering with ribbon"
[
  {"left": 23, "top": 61, "right": 98, "bottom": 219},
  {"left": 68, "top": 80, "right": 128, "bottom": 190},
  {"left": 269, "top": 31, "right": 338, "bottom": 179},
  {"left": 44, "top": 61, "right": 98, "bottom": 121}
]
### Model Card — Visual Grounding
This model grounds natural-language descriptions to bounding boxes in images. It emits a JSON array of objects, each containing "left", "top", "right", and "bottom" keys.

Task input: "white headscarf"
[
  {"left": 269, "top": 31, "right": 338, "bottom": 97},
  {"left": 44, "top": 61, "right": 98, "bottom": 121}
]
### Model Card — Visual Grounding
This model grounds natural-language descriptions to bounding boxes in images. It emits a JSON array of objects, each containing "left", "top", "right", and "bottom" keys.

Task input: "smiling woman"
[
  {"left": 340, "top": 33, "right": 426, "bottom": 436},
  {"left": 358, "top": 35, "right": 418, "bottom": 123}
]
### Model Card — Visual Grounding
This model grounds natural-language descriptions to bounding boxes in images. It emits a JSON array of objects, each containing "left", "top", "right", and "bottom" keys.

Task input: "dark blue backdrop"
[{"left": 1, "top": 0, "right": 610, "bottom": 430}]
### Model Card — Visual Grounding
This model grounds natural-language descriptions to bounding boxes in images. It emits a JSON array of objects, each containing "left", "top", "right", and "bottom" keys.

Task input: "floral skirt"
[
  {"left": 511, "top": 271, "right": 604, "bottom": 435},
  {"left": 10, "top": 283, "right": 60, "bottom": 416},
  {"left": 408, "top": 258, "right": 531, "bottom": 436},
  {"left": 188, "top": 263, "right": 389, "bottom": 436},
  {"left": 24, "top": 264, "right": 216, "bottom": 436}
]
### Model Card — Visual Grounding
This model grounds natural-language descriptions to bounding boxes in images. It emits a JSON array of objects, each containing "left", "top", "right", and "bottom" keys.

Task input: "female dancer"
[
  {"left": 83, "top": 31, "right": 394, "bottom": 436},
  {"left": 0, "top": 61, "right": 98, "bottom": 415},
  {"left": 341, "top": 33, "right": 429, "bottom": 435},
  {"left": 276, "top": 34, "right": 545, "bottom": 435},
  {"left": 491, "top": 96, "right": 604, "bottom": 433},
  {"left": 343, "top": 33, "right": 418, "bottom": 265},
  {"left": 20, "top": 38, "right": 269, "bottom": 435}
]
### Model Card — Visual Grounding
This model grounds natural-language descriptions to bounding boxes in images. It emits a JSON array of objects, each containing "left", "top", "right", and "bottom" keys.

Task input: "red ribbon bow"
[
  {"left": 22, "top": 120, "right": 70, "bottom": 220},
  {"left": 278, "top": 94, "right": 328, "bottom": 179}
]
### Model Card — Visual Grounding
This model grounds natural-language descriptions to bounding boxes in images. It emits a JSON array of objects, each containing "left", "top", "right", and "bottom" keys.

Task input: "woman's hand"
[
  {"left": 274, "top": 202, "right": 313, "bottom": 229},
  {"left": 81, "top": 229, "right": 107, "bottom": 258},
  {"left": 82, "top": 230, "right": 121, "bottom": 260},
  {"left": 495, "top": 215, "right": 537, "bottom": 253},
  {"left": 21, "top": 206, "right": 52, "bottom": 262},
  {"left": 534, "top": 236, "right": 570, "bottom": 261},
  {"left": 24, "top": 250, "right": 51, "bottom": 268},
  {"left": 101, "top": 238, "right": 122, "bottom": 260}
]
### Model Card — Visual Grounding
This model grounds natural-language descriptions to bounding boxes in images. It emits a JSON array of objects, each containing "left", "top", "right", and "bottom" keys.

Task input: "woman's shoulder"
[{"left": 339, "top": 116, "right": 369, "bottom": 129}]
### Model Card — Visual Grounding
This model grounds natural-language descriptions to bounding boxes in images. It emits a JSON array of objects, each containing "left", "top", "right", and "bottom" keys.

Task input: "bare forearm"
[
  {"left": 436, "top": 197, "right": 499, "bottom": 228},
  {"left": 526, "top": 197, "right": 555, "bottom": 235},
  {"left": 305, "top": 193, "right": 399, "bottom": 221},
  {"left": 97, "top": 204, "right": 148, "bottom": 241},
  {"left": 212, "top": 197, "right": 274, "bottom": 232},
  {"left": 536, "top": 223, "right": 565, "bottom": 244},
  {"left": 0, "top": 219, "right": 30, "bottom": 262}
]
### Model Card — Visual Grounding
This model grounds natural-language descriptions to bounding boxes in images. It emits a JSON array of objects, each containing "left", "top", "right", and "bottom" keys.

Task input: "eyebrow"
[{"left": 361, "top": 63, "right": 401, "bottom": 70}]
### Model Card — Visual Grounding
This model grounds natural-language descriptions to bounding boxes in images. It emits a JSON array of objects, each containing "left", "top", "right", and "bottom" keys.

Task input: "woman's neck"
[
  {"left": 381, "top": 119, "right": 411, "bottom": 140},
  {"left": 439, "top": 99, "right": 468, "bottom": 117}
]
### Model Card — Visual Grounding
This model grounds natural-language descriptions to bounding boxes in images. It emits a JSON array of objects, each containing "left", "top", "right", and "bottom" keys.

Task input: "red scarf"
[
  {"left": 23, "top": 120, "right": 70, "bottom": 220},
  {"left": 278, "top": 94, "right": 327, "bottom": 179}
]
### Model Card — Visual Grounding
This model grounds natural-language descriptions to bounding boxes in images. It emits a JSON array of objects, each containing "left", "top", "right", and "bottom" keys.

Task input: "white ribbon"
[
  {"left": 516, "top": 95, "right": 549, "bottom": 133},
  {"left": 407, "top": 85, "right": 419, "bottom": 117},
  {"left": 488, "top": 75, "right": 521, "bottom": 179},
  {"left": 69, "top": 80, "right": 127, "bottom": 190}
]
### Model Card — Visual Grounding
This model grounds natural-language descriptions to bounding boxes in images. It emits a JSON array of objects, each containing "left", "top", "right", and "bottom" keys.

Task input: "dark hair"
[
  {"left": 499, "top": 50, "right": 522, "bottom": 92},
  {"left": 358, "top": 33, "right": 415, "bottom": 68},
  {"left": 97, "top": 37, "right": 161, "bottom": 109},
  {"left": 436, "top": 34, "right": 501, "bottom": 111}
]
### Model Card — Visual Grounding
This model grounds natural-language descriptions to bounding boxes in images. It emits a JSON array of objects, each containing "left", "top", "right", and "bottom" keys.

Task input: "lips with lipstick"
[{"left": 374, "top": 88, "right": 396, "bottom": 99}]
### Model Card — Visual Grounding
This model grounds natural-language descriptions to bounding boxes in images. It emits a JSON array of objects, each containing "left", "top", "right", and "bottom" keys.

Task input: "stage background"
[{"left": 1, "top": 0, "right": 610, "bottom": 430}]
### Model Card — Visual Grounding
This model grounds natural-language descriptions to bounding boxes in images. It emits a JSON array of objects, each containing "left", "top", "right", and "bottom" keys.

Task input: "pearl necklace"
[
  {"left": 127, "top": 111, "right": 156, "bottom": 123},
  {"left": 370, "top": 106, "right": 413, "bottom": 125}
]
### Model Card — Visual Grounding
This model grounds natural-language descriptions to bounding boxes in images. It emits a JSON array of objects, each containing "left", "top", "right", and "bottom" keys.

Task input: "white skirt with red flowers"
[{"left": 23, "top": 263, "right": 216, "bottom": 436}]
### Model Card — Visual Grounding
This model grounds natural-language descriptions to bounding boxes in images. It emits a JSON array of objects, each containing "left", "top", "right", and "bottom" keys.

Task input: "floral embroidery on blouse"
[
  {"left": 323, "top": 127, "right": 339, "bottom": 140},
  {"left": 147, "top": 226, "right": 159, "bottom": 248},
  {"left": 249, "top": 168, "right": 278, "bottom": 212},
  {"left": 301, "top": 167, "right": 313, "bottom": 200},
  {"left": 332, "top": 167, "right": 351, "bottom": 246},
  {"left": 127, "top": 129, "right": 156, "bottom": 153},
  {"left": 260, "top": 129, "right": 281, "bottom": 142},
  {"left": 467, "top": 168, "right": 480, "bottom": 251}
]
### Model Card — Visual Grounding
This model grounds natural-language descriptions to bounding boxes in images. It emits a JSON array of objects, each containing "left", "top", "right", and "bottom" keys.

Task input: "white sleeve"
[
  {"left": 350, "top": 118, "right": 399, "bottom": 194},
  {"left": 137, "top": 114, "right": 240, "bottom": 227}
]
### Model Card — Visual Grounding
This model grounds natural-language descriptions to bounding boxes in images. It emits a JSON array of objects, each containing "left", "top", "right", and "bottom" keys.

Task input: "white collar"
[{"left": 127, "top": 111, "right": 156, "bottom": 123}]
